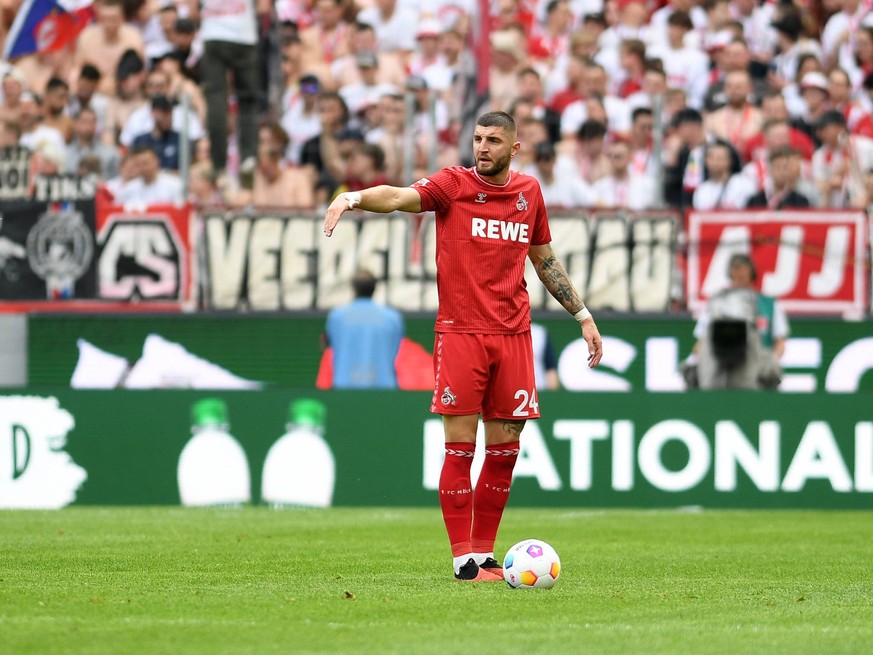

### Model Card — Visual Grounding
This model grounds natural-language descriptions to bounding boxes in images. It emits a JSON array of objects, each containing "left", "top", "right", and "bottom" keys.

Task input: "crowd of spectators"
[{"left": 2, "top": 0, "right": 873, "bottom": 212}]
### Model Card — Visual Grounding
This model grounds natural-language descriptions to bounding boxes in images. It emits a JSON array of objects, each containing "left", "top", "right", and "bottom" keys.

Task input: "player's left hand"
[{"left": 581, "top": 319, "right": 602, "bottom": 368}]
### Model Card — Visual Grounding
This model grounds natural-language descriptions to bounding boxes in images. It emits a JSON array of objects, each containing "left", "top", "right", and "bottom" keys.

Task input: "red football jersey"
[{"left": 413, "top": 166, "right": 552, "bottom": 334}]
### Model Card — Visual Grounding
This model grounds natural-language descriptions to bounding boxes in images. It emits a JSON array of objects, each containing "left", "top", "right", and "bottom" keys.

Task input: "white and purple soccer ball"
[{"left": 503, "top": 539, "right": 561, "bottom": 589}]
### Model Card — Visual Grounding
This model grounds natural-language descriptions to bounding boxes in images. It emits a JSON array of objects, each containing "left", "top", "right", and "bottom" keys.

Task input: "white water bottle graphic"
[
  {"left": 177, "top": 398, "right": 251, "bottom": 507},
  {"left": 261, "top": 399, "right": 335, "bottom": 507}
]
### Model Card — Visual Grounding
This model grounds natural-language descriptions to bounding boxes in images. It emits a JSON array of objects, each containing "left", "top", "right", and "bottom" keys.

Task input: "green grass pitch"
[{"left": 2, "top": 508, "right": 872, "bottom": 655}]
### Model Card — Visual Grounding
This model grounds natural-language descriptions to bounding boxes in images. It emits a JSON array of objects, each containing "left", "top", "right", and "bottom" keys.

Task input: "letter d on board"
[{"left": 12, "top": 424, "right": 30, "bottom": 480}]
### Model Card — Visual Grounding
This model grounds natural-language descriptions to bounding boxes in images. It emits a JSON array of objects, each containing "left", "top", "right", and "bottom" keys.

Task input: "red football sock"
[
  {"left": 438, "top": 442, "right": 475, "bottom": 557},
  {"left": 471, "top": 441, "right": 520, "bottom": 554}
]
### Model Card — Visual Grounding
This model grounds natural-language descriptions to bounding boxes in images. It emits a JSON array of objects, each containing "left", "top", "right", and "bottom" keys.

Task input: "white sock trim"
[
  {"left": 472, "top": 552, "right": 495, "bottom": 566},
  {"left": 453, "top": 554, "right": 474, "bottom": 574}
]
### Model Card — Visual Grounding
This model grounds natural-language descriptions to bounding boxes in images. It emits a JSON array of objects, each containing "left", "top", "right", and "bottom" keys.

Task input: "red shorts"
[{"left": 430, "top": 331, "right": 540, "bottom": 421}]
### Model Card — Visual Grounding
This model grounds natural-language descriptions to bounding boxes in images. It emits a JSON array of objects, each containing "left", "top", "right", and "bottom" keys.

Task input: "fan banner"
[
  {"left": 200, "top": 210, "right": 679, "bottom": 313},
  {"left": 95, "top": 202, "right": 196, "bottom": 309},
  {"left": 0, "top": 198, "right": 98, "bottom": 301},
  {"left": 0, "top": 198, "right": 195, "bottom": 311},
  {"left": 686, "top": 210, "right": 869, "bottom": 316}
]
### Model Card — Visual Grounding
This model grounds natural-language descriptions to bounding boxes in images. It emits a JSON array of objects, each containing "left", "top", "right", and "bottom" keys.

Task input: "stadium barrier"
[
  {"left": 1, "top": 389, "right": 870, "bottom": 510},
  {"left": 27, "top": 314, "right": 873, "bottom": 393}
]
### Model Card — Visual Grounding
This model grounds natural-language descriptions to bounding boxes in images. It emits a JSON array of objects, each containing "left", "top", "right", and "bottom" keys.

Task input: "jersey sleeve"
[{"left": 411, "top": 168, "right": 460, "bottom": 213}]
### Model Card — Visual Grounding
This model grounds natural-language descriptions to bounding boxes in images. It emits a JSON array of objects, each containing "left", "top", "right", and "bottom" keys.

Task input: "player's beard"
[{"left": 475, "top": 151, "right": 511, "bottom": 178}]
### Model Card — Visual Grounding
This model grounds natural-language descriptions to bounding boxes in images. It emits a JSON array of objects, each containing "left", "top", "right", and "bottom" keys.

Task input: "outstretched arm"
[
  {"left": 323, "top": 186, "right": 423, "bottom": 236},
  {"left": 529, "top": 243, "right": 603, "bottom": 368}
]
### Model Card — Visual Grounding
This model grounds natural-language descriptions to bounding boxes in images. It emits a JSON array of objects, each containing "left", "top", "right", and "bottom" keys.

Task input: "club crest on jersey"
[
  {"left": 516, "top": 192, "right": 529, "bottom": 211},
  {"left": 475, "top": 192, "right": 487, "bottom": 203},
  {"left": 441, "top": 386, "right": 457, "bottom": 406}
]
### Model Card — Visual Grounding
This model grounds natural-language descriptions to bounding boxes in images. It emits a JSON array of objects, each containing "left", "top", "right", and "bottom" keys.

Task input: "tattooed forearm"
[
  {"left": 502, "top": 420, "right": 525, "bottom": 437},
  {"left": 536, "top": 255, "right": 584, "bottom": 314}
]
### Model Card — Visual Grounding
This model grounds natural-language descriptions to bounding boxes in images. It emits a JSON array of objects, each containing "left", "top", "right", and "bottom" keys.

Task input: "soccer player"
[{"left": 323, "top": 111, "right": 603, "bottom": 581}]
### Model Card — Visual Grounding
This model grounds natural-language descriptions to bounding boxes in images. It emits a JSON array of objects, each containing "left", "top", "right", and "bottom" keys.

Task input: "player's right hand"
[{"left": 323, "top": 195, "right": 348, "bottom": 237}]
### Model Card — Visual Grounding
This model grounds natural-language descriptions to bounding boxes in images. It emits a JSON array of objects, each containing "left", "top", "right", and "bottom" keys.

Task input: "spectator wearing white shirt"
[
  {"left": 627, "top": 106, "right": 658, "bottom": 178},
  {"left": 729, "top": 0, "right": 777, "bottom": 63},
  {"left": 811, "top": 110, "right": 873, "bottom": 208},
  {"left": 821, "top": 0, "right": 867, "bottom": 70},
  {"left": 64, "top": 107, "right": 121, "bottom": 178},
  {"left": 118, "top": 69, "right": 204, "bottom": 148},
  {"left": 625, "top": 61, "right": 669, "bottom": 115},
  {"left": 331, "top": 22, "right": 407, "bottom": 90},
  {"left": 648, "top": 0, "right": 708, "bottom": 49},
  {"left": 67, "top": 65, "right": 111, "bottom": 139},
  {"left": 356, "top": 0, "right": 419, "bottom": 54},
  {"left": 406, "top": 19, "right": 454, "bottom": 94},
  {"left": 556, "top": 117, "right": 612, "bottom": 184},
  {"left": 597, "top": 0, "right": 653, "bottom": 53},
  {"left": 768, "top": 10, "right": 823, "bottom": 91},
  {"left": 559, "top": 61, "right": 631, "bottom": 137},
  {"left": 843, "top": 24, "right": 873, "bottom": 91},
  {"left": 526, "top": 140, "right": 595, "bottom": 208},
  {"left": 115, "top": 144, "right": 184, "bottom": 205},
  {"left": 791, "top": 70, "right": 831, "bottom": 145},
  {"left": 693, "top": 141, "right": 756, "bottom": 210},
  {"left": 281, "top": 74, "right": 323, "bottom": 165},
  {"left": 338, "top": 52, "right": 398, "bottom": 116},
  {"left": 18, "top": 92, "right": 66, "bottom": 156},
  {"left": 593, "top": 137, "right": 657, "bottom": 210},
  {"left": 647, "top": 11, "right": 710, "bottom": 109}
]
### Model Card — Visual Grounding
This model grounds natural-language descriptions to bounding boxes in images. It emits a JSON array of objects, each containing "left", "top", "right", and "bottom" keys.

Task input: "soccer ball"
[{"left": 503, "top": 539, "right": 561, "bottom": 589}]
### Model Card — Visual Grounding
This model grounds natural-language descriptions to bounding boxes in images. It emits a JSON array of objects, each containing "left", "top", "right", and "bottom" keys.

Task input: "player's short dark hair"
[
  {"left": 352, "top": 269, "right": 377, "bottom": 298},
  {"left": 477, "top": 111, "right": 516, "bottom": 136}
]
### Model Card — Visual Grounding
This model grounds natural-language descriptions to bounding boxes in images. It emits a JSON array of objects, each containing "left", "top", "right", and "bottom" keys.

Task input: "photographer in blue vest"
[{"left": 682, "top": 254, "right": 789, "bottom": 390}]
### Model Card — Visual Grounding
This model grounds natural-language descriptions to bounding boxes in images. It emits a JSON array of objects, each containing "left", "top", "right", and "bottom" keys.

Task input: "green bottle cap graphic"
[
  {"left": 288, "top": 399, "right": 326, "bottom": 428},
  {"left": 192, "top": 398, "right": 229, "bottom": 428}
]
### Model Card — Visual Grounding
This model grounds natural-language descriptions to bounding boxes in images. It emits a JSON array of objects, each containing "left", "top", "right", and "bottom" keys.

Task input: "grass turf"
[{"left": 1, "top": 508, "right": 872, "bottom": 655}]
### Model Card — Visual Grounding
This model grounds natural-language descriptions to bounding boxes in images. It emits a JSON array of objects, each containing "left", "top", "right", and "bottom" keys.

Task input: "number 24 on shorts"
[{"left": 513, "top": 388, "right": 539, "bottom": 417}]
